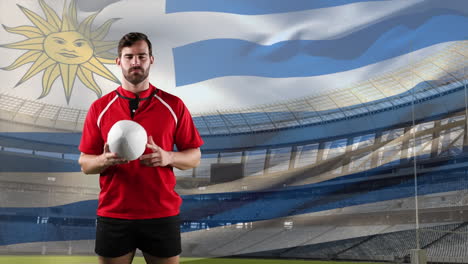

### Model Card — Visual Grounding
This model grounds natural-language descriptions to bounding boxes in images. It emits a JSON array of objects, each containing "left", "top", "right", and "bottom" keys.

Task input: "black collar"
[
  {"left": 115, "top": 90, "right": 157, "bottom": 118},
  {"left": 114, "top": 89, "right": 157, "bottom": 101}
]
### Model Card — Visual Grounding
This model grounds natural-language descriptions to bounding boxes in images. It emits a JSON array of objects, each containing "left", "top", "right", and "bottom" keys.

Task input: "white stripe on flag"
[
  {"left": 99, "top": 0, "right": 425, "bottom": 47},
  {"left": 171, "top": 42, "right": 452, "bottom": 113}
]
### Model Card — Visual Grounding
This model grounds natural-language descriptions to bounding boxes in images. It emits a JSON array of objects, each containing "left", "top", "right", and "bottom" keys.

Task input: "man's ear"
[
  {"left": 116, "top": 57, "right": 121, "bottom": 66},
  {"left": 150, "top": 55, "right": 154, "bottom": 64}
]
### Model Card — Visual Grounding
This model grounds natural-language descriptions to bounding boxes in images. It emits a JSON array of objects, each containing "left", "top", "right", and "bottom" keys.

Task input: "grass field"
[{"left": 0, "top": 256, "right": 384, "bottom": 264}]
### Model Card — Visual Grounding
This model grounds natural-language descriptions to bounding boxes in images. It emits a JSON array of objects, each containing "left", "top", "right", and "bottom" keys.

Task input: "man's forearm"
[
  {"left": 79, "top": 153, "right": 108, "bottom": 175},
  {"left": 169, "top": 148, "right": 201, "bottom": 170}
]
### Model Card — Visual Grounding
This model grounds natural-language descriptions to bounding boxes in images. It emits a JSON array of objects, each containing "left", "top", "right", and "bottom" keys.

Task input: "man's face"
[{"left": 116, "top": 40, "right": 154, "bottom": 85}]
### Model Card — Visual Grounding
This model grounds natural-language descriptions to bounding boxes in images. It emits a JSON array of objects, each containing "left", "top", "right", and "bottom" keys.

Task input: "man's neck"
[{"left": 121, "top": 79, "right": 150, "bottom": 95}]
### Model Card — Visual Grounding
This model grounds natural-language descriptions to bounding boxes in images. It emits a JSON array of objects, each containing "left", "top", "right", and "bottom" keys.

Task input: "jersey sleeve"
[
  {"left": 79, "top": 103, "right": 105, "bottom": 155},
  {"left": 174, "top": 101, "right": 204, "bottom": 151}
]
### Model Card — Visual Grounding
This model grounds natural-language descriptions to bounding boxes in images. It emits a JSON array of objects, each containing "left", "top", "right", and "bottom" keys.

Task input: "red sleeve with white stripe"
[{"left": 79, "top": 102, "right": 105, "bottom": 155}]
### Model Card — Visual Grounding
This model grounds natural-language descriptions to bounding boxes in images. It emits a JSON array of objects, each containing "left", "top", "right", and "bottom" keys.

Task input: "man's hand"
[
  {"left": 140, "top": 136, "right": 174, "bottom": 167},
  {"left": 78, "top": 144, "right": 128, "bottom": 174},
  {"left": 98, "top": 143, "right": 128, "bottom": 167}
]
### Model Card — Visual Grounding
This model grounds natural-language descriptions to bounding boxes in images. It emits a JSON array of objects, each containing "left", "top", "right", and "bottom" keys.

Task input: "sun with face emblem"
[{"left": 1, "top": 0, "right": 120, "bottom": 103}]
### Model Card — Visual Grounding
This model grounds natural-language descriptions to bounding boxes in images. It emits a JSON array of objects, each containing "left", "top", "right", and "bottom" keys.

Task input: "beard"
[{"left": 123, "top": 66, "right": 150, "bottom": 85}]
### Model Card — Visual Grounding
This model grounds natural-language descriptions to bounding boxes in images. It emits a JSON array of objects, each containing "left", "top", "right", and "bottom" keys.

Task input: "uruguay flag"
[
  {"left": 81, "top": 0, "right": 467, "bottom": 113},
  {"left": 1, "top": 0, "right": 466, "bottom": 113}
]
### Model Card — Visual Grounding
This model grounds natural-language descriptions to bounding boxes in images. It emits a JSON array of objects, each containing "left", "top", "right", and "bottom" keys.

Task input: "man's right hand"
[
  {"left": 78, "top": 144, "right": 128, "bottom": 174},
  {"left": 99, "top": 143, "right": 128, "bottom": 167}
]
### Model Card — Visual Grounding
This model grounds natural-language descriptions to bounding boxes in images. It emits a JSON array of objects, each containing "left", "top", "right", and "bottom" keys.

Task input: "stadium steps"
[
  {"left": 420, "top": 222, "right": 467, "bottom": 251},
  {"left": 269, "top": 225, "right": 337, "bottom": 257},
  {"left": 332, "top": 234, "right": 379, "bottom": 259}
]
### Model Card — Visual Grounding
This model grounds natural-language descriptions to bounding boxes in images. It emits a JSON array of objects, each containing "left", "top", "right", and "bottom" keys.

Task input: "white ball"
[{"left": 107, "top": 120, "right": 147, "bottom": 161}]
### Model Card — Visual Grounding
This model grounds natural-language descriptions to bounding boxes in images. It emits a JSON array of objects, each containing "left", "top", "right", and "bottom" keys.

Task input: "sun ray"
[
  {"left": 2, "top": 50, "right": 42, "bottom": 71},
  {"left": 95, "top": 51, "right": 117, "bottom": 60},
  {"left": 1, "top": 37, "right": 45, "bottom": 51},
  {"left": 93, "top": 40, "right": 119, "bottom": 54},
  {"left": 92, "top": 18, "right": 121, "bottom": 41},
  {"left": 68, "top": 0, "right": 78, "bottom": 29},
  {"left": 59, "top": 63, "right": 78, "bottom": 102},
  {"left": 40, "top": 64, "right": 60, "bottom": 98},
  {"left": 96, "top": 57, "right": 117, "bottom": 64},
  {"left": 77, "top": 66, "right": 102, "bottom": 98},
  {"left": 78, "top": 12, "right": 99, "bottom": 39},
  {"left": 39, "top": 0, "right": 62, "bottom": 29},
  {"left": 16, "top": 53, "right": 56, "bottom": 87},
  {"left": 81, "top": 57, "right": 119, "bottom": 84},
  {"left": 2, "top": 25, "right": 43, "bottom": 38},
  {"left": 61, "top": 0, "right": 77, "bottom": 31},
  {"left": 17, "top": 4, "right": 58, "bottom": 34}
]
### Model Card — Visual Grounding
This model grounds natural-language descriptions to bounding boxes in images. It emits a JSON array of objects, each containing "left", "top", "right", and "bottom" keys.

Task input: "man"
[{"left": 78, "top": 32, "right": 203, "bottom": 264}]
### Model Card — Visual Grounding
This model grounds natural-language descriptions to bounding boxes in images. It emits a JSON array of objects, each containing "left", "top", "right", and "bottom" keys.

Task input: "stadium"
[{"left": 0, "top": 0, "right": 467, "bottom": 263}]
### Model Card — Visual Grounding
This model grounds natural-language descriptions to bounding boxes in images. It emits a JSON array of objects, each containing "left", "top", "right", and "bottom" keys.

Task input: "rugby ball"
[{"left": 107, "top": 120, "right": 147, "bottom": 160}]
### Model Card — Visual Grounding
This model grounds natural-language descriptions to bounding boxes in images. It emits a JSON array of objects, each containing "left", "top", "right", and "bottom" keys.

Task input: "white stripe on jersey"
[
  {"left": 97, "top": 95, "right": 119, "bottom": 128},
  {"left": 154, "top": 94, "right": 178, "bottom": 126}
]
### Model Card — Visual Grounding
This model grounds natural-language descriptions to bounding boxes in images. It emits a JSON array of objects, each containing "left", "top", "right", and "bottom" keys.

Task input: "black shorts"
[{"left": 95, "top": 215, "right": 181, "bottom": 258}]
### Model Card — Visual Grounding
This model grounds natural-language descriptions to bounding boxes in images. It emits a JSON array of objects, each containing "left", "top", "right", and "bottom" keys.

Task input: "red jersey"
[{"left": 79, "top": 84, "right": 203, "bottom": 219}]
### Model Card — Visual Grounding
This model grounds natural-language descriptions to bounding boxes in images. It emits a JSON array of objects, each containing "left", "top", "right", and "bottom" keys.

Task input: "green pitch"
[{"left": 0, "top": 256, "right": 383, "bottom": 264}]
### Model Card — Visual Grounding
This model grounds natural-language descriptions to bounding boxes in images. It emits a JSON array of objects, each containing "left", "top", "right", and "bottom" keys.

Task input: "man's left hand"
[{"left": 140, "top": 136, "right": 173, "bottom": 167}]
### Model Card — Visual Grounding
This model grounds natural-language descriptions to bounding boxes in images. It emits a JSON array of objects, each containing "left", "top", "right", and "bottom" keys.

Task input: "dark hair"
[{"left": 117, "top": 32, "right": 152, "bottom": 57}]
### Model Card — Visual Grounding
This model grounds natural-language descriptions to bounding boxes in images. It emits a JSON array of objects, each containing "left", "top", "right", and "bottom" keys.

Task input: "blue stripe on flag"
[
  {"left": 166, "top": 0, "right": 389, "bottom": 15},
  {"left": 173, "top": 14, "right": 468, "bottom": 86}
]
